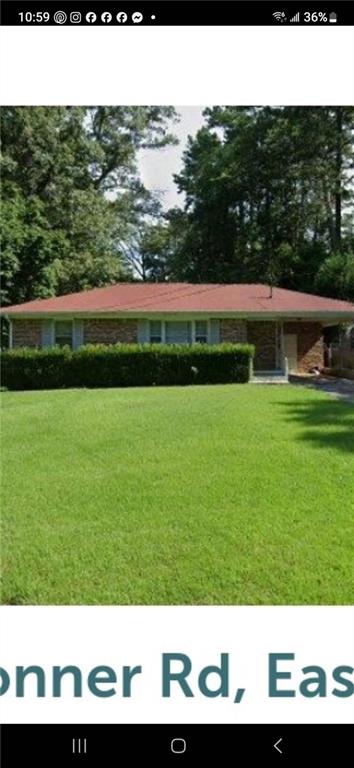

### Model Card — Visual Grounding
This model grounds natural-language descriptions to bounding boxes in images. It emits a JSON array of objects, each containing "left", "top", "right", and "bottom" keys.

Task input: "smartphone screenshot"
[{"left": 0, "top": 1, "right": 353, "bottom": 763}]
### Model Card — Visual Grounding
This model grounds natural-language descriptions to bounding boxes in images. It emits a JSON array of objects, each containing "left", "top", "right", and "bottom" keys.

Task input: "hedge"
[{"left": 1, "top": 343, "right": 254, "bottom": 390}]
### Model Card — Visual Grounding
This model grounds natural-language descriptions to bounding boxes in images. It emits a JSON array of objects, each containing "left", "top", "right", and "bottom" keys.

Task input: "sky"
[{"left": 137, "top": 106, "right": 206, "bottom": 210}]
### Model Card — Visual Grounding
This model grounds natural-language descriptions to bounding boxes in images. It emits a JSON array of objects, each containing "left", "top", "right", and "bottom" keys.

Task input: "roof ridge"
[{"left": 100, "top": 283, "right": 231, "bottom": 312}]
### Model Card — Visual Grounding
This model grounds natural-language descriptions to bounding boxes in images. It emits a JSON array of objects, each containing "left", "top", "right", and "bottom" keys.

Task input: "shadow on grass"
[{"left": 276, "top": 396, "right": 354, "bottom": 454}]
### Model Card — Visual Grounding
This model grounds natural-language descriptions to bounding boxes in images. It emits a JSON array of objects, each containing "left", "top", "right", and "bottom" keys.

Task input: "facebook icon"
[
  {"left": 85, "top": 12, "right": 97, "bottom": 23},
  {"left": 101, "top": 12, "right": 113, "bottom": 23}
]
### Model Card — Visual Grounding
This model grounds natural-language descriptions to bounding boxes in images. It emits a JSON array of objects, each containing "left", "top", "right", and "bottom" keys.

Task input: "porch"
[
  {"left": 248, "top": 321, "right": 291, "bottom": 382},
  {"left": 251, "top": 368, "right": 289, "bottom": 384}
]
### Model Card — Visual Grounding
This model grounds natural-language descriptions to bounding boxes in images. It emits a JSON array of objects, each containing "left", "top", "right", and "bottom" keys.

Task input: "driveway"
[{"left": 290, "top": 374, "right": 354, "bottom": 403}]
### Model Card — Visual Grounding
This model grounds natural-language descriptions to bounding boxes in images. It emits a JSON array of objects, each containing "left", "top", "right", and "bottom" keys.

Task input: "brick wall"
[
  {"left": 283, "top": 322, "right": 323, "bottom": 372},
  {"left": 220, "top": 319, "right": 247, "bottom": 343},
  {"left": 9, "top": 318, "right": 324, "bottom": 372},
  {"left": 12, "top": 320, "right": 42, "bottom": 348},
  {"left": 247, "top": 321, "right": 277, "bottom": 370},
  {"left": 83, "top": 319, "right": 138, "bottom": 345}
]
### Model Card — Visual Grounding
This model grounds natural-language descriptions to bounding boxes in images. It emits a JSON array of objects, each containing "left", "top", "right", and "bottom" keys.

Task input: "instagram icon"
[{"left": 70, "top": 12, "right": 82, "bottom": 24}]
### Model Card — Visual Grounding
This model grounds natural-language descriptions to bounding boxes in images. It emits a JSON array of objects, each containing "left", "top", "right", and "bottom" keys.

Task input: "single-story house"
[{"left": 3, "top": 283, "right": 354, "bottom": 376}]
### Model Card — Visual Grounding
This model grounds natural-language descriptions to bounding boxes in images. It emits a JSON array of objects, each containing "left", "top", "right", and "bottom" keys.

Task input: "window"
[
  {"left": 149, "top": 320, "right": 162, "bottom": 343},
  {"left": 55, "top": 321, "right": 73, "bottom": 348},
  {"left": 148, "top": 320, "right": 209, "bottom": 344},
  {"left": 195, "top": 320, "right": 208, "bottom": 344},
  {"left": 165, "top": 321, "right": 191, "bottom": 345}
]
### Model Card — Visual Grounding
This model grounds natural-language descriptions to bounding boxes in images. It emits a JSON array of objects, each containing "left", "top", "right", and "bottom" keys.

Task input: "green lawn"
[{"left": 1, "top": 384, "right": 354, "bottom": 605}]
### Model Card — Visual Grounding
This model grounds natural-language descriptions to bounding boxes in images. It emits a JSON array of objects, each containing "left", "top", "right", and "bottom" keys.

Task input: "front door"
[{"left": 284, "top": 334, "right": 298, "bottom": 373}]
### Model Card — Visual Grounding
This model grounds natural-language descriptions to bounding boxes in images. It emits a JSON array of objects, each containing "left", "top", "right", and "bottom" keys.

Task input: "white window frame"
[
  {"left": 148, "top": 319, "right": 210, "bottom": 344},
  {"left": 149, "top": 320, "right": 163, "bottom": 344},
  {"left": 54, "top": 320, "right": 73, "bottom": 348},
  {"left": 194, "top": 319, "right": 208, "bottom": 344}
]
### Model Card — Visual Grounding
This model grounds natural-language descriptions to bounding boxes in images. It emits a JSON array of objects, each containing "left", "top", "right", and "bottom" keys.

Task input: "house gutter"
[{"left": 2, "top": 311, "right": 354, "bottom": 322}]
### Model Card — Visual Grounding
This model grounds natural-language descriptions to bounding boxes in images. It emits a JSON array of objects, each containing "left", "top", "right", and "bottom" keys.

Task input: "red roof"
[{"left": 3, "top": 283, "right": 354, "bottom": 316}]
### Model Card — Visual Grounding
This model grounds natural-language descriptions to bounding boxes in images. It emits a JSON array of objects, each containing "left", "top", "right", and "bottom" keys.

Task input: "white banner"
[
  {"left": 1, "top": 27, "right": 354, "bottom": 106},
  {"left": 1, "top": 606, "right": 353, "bottom": 724}
]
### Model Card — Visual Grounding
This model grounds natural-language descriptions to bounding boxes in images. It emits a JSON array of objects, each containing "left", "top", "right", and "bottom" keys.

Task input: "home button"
[{"left": 171, "top": 738, "right": 187, "bottom": 754}]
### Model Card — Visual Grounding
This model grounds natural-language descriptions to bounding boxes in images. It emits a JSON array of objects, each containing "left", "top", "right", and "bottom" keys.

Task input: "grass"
[{"left": 1, "top": 384, "right": 354, "bottom": 605}]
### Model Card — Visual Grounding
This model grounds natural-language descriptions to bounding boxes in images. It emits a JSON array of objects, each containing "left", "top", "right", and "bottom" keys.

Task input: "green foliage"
[
  {"left": 315, "top": 251, "right": 354, "bottom": 302},
  {"left": 1, "top": 344, "right": 254, "bottom": 391},
  {"left": 0, "top": 106, "right": 177, "bottom": 304},
  {"left": 162, "top": 106, "right": 354, "bottom": 299},
  {"left": 2, "top": 106, "right": 354, "bottom": 304},
  {"left": 120, "top": 218, "right": 173, "bottom": 281},
  {"left": 1, "top": 347, "right": 71, "bottom": 390}
]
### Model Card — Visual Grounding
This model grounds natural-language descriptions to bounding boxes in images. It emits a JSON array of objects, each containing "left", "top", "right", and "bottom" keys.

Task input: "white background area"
[
  {"left": 1, "top": 607, "right": 353, "bottom": 723},
  {"left": 1, "top": 27, "right": 354, "bottom": 106}
]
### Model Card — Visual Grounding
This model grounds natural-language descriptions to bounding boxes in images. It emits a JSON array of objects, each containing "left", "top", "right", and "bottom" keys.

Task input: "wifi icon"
[{"left": 273, "top": 11, "right": 287, "bottom": 22}]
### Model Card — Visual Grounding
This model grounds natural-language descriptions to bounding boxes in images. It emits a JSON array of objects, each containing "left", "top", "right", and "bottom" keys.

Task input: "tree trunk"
[{"left": 334, "top": 107, "right": 343, "bottom": 252}]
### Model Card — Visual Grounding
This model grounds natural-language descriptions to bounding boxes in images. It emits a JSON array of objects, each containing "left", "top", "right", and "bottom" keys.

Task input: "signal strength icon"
[
  {"left": 273, "top": 11, "right": 287, "bottom": 22},
  {"left": 290, "top": 12, "right": 300, "bottom": 23}
]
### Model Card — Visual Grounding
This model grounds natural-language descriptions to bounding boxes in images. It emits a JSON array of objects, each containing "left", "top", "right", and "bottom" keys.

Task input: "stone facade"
[
  {"left": 83, "top": 319, "right": 138, "bottom": 345},
  {"left": 12, "top": 320, "right": 42, "bottom": 348},
  {"left": 220, "top": 319, "right": 247, "bottom": 343},
  {"left": 283, "top": 321, "right": 323, "bottom": 372},
  {"left": 247, "top": 321, "right": 277, "bottom": 370}
]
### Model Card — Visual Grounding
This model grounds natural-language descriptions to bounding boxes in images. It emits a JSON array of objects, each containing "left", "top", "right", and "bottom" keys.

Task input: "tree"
[
  {"left": 121, "top": 220, "right": 172, "bottom": 281},
  {"left": 0, "top": 106, "right": 177, "bottom": 304},
  {"left": 316, "top": 251, "right": 354, "bottom": 302},
  {"left": 164, "top": 106, "right": 354, "bottom": 297}
]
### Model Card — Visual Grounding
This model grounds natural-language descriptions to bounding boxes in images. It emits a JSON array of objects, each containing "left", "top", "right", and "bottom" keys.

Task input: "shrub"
[
  {"left": 331, "top": 349, "right": 354, "bottom": 370},
  {"left": 321, "top": 366, "right": 354, "bottom": 381},
  {"left": 1, "top": 343, "right": 254, "bottom": 391},
  {"left": 1, "top": 346, "right": 72, "bottom": 391}
]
